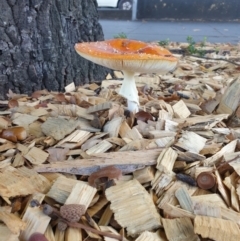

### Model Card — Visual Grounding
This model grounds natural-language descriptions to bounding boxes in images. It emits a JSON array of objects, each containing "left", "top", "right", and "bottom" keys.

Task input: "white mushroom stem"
[{"left": 119, "top": 70, "right": 139, "bottom": 113}]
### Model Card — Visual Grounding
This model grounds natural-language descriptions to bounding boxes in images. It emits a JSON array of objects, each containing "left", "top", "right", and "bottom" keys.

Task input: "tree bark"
[{"left": 0, "top": 0, "right": 109, "bottom": 100}]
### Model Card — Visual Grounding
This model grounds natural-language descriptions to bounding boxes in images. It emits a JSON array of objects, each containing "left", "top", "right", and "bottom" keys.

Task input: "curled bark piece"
[
  {"left": 135, "top": 111, "right": 154, "bottom": 122},
  {"left": 88, "top": 165, "right": 122, "bottom": 187}
]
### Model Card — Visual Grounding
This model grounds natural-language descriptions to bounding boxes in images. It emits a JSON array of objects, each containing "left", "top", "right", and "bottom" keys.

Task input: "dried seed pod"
[
  {"left": 196, "top": 172, "right": 216, "bottom": 190},
  {"left": 30, "top": 199, "right": 41, "bottom": 207},
  {"left": 60, "top": 204, "right": 86, "bottom": 223},
  {"left": 176, "top": 173, "right": 197, "bottom": 186},
  {"left": 42, "top": 204, "right": 54, "bottom": 216},
  {"left": 28, "top": 232, "right": 48, "bottom": 241},
  {"left": 57, "top": 220, "right": 68, "bottom": 231},
  {"left": 42, "top": 204, "right": 61, "bottom": 220}
]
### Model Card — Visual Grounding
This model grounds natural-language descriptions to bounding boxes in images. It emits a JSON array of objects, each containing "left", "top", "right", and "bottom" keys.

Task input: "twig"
[
  {"left": 42, "top": 204, "right": 123, "bottom": 240},
  {"left": 65, "top": 220, "right": 123, "bottom": 240},
  {"left": 186, "top": 54, "right": 240, "bottom": 66}
]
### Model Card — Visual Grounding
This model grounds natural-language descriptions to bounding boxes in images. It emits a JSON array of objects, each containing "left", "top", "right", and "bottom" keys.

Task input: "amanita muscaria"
[{"left": 75, "top": 39, "right": 178, "bottom": 112}]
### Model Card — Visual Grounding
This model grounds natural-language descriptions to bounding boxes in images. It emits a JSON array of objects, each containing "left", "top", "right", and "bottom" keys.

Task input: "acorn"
[
  {"left": 196, "top": 172, "right": 216, "bottom": 190},
  {"left": 0, "top": 126, "right": 27, "bottom": 142}
]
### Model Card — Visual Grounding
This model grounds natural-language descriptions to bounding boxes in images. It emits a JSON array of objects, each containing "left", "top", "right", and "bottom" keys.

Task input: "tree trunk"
[{"left": 0, "top": 0, "right": 109, "bottom": 100}]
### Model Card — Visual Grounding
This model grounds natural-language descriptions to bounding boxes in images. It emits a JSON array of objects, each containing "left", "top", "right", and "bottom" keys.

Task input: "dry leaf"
[
  {"left": 31, "top": 89, "right": 49, "bottom": 99},
  {"left": 8, "top": 99, "right": 19, "bottom": 108}
]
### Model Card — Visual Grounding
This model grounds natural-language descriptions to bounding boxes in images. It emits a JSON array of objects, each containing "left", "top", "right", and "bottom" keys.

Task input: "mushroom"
[{"left": 75, "top": 39, "right": 178, "bottom": 112}]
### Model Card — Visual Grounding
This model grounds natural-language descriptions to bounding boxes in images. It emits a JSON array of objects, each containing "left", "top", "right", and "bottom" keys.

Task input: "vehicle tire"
[{"left": 118, "top": 0, "right": 132, "bottom": 10}]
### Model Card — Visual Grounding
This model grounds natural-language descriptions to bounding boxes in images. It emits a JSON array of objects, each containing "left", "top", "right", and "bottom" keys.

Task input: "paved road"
[{"left": 99, "top": 20, "right": 240, "bottom": 44}]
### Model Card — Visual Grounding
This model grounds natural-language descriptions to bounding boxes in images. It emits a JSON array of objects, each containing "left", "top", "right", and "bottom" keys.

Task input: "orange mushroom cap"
[
  {"left": 75, "top": 39, "right": 178, "bottom": 112},
  {"left": 74, "top": 39, "right": 178, "bottom": 73}
]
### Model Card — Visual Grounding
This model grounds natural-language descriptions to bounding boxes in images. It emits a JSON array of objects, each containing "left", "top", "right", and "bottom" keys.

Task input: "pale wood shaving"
[
  {"left": 194, "top": 215, "right": 240, "bottom": 241},
  {"left": 105, "top": 179, "right": 161, "bottom": 236},
  {"left": 162, "top": 217, "right": 199, "bottom": 241}
]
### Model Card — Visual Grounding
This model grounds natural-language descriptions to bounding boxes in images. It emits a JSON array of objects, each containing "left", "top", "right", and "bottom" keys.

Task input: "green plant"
[
  {"left": 158, "top": 39, "right": 170, "bottom": 47},
  {"left": 186, "top": 36, "right": 207, "bottom": 57},
  {"left": 113, "top": 32, "right": 127, "bottom": 39}
]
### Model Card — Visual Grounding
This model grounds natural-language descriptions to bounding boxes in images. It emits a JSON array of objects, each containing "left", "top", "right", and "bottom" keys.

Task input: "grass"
[
  {"left": 186, "top": 36, "right": 207, "bottom": 57},
  {"left": 158, "top": 39, "right": 170, "bottom": 47},
  {"left": 113, "top": 32, "right": 127, "bottom": 39}
]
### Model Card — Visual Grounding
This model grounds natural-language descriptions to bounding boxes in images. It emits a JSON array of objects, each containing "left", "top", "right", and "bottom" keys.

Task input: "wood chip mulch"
[{"left": 0, "top": 41, "right": 240, "bottom": 241}]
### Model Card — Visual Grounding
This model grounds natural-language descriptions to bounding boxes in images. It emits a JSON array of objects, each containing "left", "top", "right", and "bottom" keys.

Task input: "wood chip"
[
  {"left": 217, "top": 76, "right": 240, "bottom": 115},
  {"left": 65, "top": 182, "right": 97, "bottom": 208},
  {"left": 11, "top": 113, "right": 39, "bottom": 128},
  {"left": 135, "top": 230, "right": 166, "bottom": 241},
  {"left": 133, "top": 166, "right": 155, "bottom": 184},
  {"left": 172, "top": 100, "right": 191, "bottom": 119},
  {"left": 0, "top": 207, "right": 26, "bottom": 235},
  {"left": 0, "top": 224, "right": 19, "bottom": 241},
  {"left": 0, "top": 117, "right": 9, "bottom": 128},
  {"left": 24, "top": 146, "right": 49, "bottom": 165},
  {"left": 161, "top": 203, "right": 195, "bottom": 219},
  {"left": 176, "top": 131, "right": 207, "bottom": 153},
  {"left": 156, "top": 147, "right": 177, "bottom": 173},
  {"left": 192, "top": 200, "right": 221, "bottom": 218},
  {"left": 98, "top": 204, "right": 113, "bottom": 226},
  {"left": 204, "top": 139, "right": 237, "bottom": 166},
  {"left": 0, "top": 166, "right": 50, "bottom": 203},
  {"left": 162, "top": 217, "right": 199, "bottom": 241},
  {"left": 87, "top": 101, "right": 112, "bottom": 113},
  {"left": 35, "top": 149, "right": 161, "bottom": 175},
  {"left": 65, "top": 82, "right": 76, "bottom": 92},
  {"left": 41, "top": 117, "right": 78, "bottom": 140},
  {"left": 194, "top": 215, "right": 240, "bottom": 241},
  {"left": 46, "top": 176, "right": 89, "bottom": 204},
  {"left": 65, "top": 227, "right": 82, "bottom": 241},
  {"left": 20, "top": 193, "right": 51, "bottom": 241},
  {"left": 86, "top": 140, "right": 113, "bottom": 155},
  {"left": 103, "top": 116, "right": 123, "bottom": 137},
  {"left": 175, "top": 187, "right": 193, "bottom": 212},
  {"left": 105, "top": 179, "right": 161, "bottom": 237}
]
